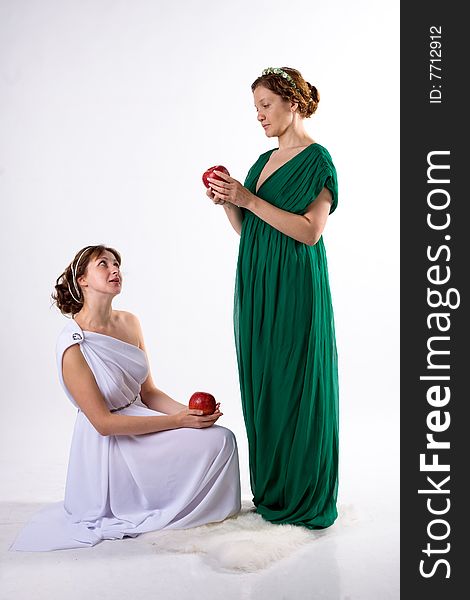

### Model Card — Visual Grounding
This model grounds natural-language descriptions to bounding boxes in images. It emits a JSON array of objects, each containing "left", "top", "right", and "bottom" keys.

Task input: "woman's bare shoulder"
[
  {"left": 113, "top": 310, "right": 143, "bottom": 344},
  {"left": 114, "top": 310, "right": 140, "bottom": 326}
]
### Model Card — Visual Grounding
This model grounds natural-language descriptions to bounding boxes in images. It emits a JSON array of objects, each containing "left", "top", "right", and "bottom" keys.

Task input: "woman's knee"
[{"left": 211, "top": 425, "right": 238, "bottom": 455}]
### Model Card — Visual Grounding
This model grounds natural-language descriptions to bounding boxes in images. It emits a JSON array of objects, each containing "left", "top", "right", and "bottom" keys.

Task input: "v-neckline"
[{"left": 255, "top": 143, "right": 317, "bottom": 194}]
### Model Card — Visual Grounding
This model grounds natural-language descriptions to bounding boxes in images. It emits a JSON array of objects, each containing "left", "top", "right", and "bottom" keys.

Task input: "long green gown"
[{"left": 234, "top": 142, "right": 339, "bottom": 529}]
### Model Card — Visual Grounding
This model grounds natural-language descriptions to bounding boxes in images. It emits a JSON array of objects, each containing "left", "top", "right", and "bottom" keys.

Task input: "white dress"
[{"left": 10, "top": 319, "right": 241, "bottom": 551}]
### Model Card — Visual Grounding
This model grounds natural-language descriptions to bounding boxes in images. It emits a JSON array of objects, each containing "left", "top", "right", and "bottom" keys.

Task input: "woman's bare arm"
[
  {"left": 221, "top": 202, "right": 243, "bottom": 235},
  {"left": 131, "top": 314, "right": 190, "bottom": 415},
  {"left": 209, "top": 170, "right": 333, "bottom": 245},
  {"left": 62, "top": 344, "right": 221, "bottom": 436},
  {"left": 206, "top": 187, "right": 243, "bottom": 235},
  {"left": 249, "top": 186, "right": 333, "bottom": 246}
]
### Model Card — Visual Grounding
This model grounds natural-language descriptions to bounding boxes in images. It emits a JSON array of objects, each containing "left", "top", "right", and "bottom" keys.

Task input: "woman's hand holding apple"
[
  {"left": 208, "top": 170, "right": 255, "bottom": 209},
  {"left": 206, "top": 186, "right": 226, "bottom": 206},
  {"left": 174, "top": 404, "right": 222, "bottom": 429}
]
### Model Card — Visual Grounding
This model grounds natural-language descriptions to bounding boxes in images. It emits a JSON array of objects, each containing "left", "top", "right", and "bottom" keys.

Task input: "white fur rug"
[{"left": 148, "top": 500, "right": 357, "bottom": 573}]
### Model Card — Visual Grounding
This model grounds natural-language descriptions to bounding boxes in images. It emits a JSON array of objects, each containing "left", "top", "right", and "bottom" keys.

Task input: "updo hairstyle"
[
  {"left": 52, "top": 245, "right": 121, "bottom": 316},
  {"left": 251, "top": 67, "right": 320, "bottom": 118}
]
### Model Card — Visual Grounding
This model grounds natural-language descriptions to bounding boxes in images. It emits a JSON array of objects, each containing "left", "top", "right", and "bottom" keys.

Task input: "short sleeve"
[{"left": 322, "top": 154, "right": 338, "bottom": 214}]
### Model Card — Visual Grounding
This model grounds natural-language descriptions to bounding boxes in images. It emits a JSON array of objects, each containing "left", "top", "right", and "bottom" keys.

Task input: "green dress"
[{"left": 234, "top": 143, "right": 339, "bottom": 529}]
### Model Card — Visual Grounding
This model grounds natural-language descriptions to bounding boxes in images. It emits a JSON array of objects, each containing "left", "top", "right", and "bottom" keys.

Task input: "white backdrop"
[{"left": 0, "top": 0, "right": 399, "bottom": 522}]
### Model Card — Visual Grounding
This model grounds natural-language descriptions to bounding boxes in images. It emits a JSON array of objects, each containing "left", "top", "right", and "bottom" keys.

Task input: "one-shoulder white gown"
[{"left": 10, "top": 319, "right": 241, "bottom": 551}]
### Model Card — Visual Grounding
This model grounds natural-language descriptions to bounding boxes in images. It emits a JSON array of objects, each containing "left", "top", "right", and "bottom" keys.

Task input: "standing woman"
[{"left": 207, "top": 67, "right": 339, "bottom": 528}]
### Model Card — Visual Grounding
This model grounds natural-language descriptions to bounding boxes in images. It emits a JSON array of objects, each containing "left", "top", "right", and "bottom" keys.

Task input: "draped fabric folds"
[
  {"left": 10, "top": 319, "right": 241, "bottom": 551},
  {"left": 234, "top": 143, "right": 339, "bottom": 529}
]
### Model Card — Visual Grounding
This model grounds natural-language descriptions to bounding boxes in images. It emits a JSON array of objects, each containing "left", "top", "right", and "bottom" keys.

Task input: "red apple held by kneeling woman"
[
  {"left": 189, "top": 392, "right": 217, "bottom": 415},
  {"left": 202, "top": 165, "right": 230, "bottom": 188}
]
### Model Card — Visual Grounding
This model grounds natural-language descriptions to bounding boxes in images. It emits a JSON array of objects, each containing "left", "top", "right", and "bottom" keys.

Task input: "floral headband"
[{"left": 262, "top": 67, "right": 298, "bottom": 90}]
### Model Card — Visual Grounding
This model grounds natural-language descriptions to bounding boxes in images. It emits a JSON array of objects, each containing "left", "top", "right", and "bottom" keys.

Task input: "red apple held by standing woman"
[
  {"left": 189, "top": 392, "right": 217, "bottom": 415},
  {"left": 202, "top": 165, "right": 230, "bottom": 188}
]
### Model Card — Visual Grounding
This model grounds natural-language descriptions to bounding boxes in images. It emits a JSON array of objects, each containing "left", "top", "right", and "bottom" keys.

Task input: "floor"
[
  {"left": 0, "top": 410, "right": 399, "bottom": 600},
  {"left": 1, "top": 496, "right": 398, "bottom": 600}
]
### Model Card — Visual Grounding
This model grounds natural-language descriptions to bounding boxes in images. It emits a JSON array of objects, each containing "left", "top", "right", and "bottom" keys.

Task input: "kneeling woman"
[{"left": 10, "top": 245, "right": 241, "bottom": 551}]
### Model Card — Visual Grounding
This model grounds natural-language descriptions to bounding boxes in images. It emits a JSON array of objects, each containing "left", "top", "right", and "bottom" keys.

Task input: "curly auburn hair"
[
  {"left": 52, "top": 245, "right": 121, "bottom": 316},
  {"left": 251, "top": 67, "right": 320, "bottom": 118}
]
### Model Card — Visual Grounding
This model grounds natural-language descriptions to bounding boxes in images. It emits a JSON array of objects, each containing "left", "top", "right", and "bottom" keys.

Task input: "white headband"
[{"left": 68, "top": 247, "right": 91, "bottom": 303}]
